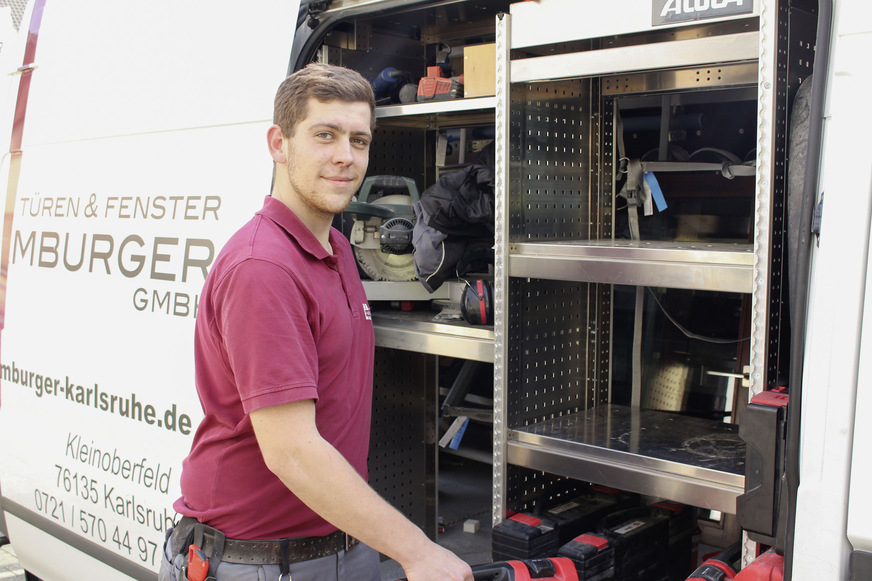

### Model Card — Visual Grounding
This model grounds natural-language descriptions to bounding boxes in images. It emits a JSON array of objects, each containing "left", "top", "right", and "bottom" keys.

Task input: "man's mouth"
[{"left": 323, "top": 176, "right": 354, "bottom": 185}]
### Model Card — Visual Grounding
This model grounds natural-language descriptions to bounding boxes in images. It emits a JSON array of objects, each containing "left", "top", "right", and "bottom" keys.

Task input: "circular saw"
[{"left": 347, "top": 176, "right": 419, "bottom": 281}]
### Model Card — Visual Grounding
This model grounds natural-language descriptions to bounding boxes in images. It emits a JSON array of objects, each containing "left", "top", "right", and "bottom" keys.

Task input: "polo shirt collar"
[{"left": 257, "top": 195, "right": 338, "bottom": 261}]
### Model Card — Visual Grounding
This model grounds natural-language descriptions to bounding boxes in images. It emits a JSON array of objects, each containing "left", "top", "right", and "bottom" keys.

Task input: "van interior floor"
[{"left": 380, "top": 454, "right": 493, "bottom": 580}]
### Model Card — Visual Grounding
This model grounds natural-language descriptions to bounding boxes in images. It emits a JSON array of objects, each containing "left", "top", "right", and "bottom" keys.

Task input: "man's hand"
[{"left": 400, "top": 540, "right": 474, "bottom": 581}]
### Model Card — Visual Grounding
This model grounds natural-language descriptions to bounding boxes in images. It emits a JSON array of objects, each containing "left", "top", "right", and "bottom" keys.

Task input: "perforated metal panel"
[
  {"left": 506, "top": 279, "right": 602, "bottom": 427},
  {"left": 505, "top": 78, "right": 612, "bottom": 417},
  {"left": 508, "top": 79, "right": 596, "bottom": 241},
  {"left": 368, "top": 347, "right": 436, "bottom": 538},
  {"left": 368, "top": 126, "right": 433, "bottom": 192},
  {"left": 504, "top": 464, "right": 585, "bottom": 514},
  {"left": 765, "top": 2, "right": 817, "bottom": 390}
]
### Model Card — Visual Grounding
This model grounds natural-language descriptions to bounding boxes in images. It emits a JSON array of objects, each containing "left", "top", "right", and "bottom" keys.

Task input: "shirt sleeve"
[{"left": 212, "top": 257, "right": 320, "bottom": 414}]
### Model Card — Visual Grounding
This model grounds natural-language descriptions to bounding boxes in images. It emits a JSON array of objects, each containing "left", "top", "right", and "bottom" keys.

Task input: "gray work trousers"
[{"left": 159, "top": 521, "right": 382, "bottom": 581}]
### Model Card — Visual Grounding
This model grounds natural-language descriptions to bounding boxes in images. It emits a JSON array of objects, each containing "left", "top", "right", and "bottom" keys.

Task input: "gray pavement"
[{"left": 0, "top": 541, "right": 25, "bottom": 581}]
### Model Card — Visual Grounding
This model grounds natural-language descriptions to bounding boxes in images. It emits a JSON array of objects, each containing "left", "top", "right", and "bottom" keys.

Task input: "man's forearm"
[
  {"left": 251, "top": 401, "right": 430, "bottom": 566},
  {"left": 252, "top": 400, "right": 472, "bottom": 581},
  {"left": 269, "top": 433, "right": 431, "bottom": 565}
]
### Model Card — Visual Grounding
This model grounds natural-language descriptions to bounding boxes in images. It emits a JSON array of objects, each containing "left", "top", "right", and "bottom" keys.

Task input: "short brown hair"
[{"left": 273, "top": 63, "right": 376, "bottom": 137}]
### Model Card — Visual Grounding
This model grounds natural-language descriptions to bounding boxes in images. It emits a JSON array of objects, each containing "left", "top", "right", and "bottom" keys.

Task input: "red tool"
[
  {"left": 416, "top": 66, "right": 463, "bottom": 102},
  {"left": 686, "top": 543, "right": 741, "bottom": 581},
  {"left": 186, "top": 544, "right": 209, "bottom": 581},
  {"left": 733, "top": 548, "right": 784, "bottom": 581}
]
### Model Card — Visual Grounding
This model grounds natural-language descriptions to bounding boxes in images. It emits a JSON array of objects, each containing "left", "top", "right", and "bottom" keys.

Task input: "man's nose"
[{"left": 332, "top": 139, "right": 355, "bottom": 164}]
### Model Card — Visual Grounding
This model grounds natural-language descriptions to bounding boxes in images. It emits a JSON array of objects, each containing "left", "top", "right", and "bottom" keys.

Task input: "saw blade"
[
  {"left": 351, "top": 194, "right": 417, "bottom": 281},
  {"left": 354, "top": 245, "right": 417, "bottom": 281}
]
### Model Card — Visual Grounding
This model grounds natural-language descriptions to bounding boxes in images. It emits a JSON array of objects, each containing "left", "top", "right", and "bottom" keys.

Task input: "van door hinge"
[
  {"left": 811, "top": 192, "right": 824, "bottom": 246},
  {"left": 305, "top": 0, "right": 332, "bottom": 29}
]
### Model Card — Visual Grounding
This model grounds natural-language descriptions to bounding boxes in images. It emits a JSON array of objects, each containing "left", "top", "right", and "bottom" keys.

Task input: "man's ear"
[{"left": 267, "top": 125, "right": 287, "bottom": 164}]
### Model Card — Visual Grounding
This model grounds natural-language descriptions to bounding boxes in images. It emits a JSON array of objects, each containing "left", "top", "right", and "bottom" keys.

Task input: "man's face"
[{"left": 282, "top": 98, "right": 372, "bottom": 218}]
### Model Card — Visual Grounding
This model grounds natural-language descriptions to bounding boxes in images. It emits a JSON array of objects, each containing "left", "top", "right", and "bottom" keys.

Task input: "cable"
[{"left": 646, "top": 288, "right": 750, "bottom": 345}]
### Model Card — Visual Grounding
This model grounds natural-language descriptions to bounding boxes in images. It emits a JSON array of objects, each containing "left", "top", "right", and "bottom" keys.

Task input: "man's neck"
[{"left": 271, "top": 191, "right": 334, "bottom": 253}]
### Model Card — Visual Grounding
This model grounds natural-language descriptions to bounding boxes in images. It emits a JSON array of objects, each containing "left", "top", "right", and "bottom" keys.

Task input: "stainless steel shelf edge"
[
  {"left": 505, "top": 405, "right": 745, "bottom": 514},
  {"left": 376, "top": 97, "right": 497, "bottom": 119},
  {"left": 506, "top": 438, "right": 742, "bottom": 514},
  {"left": 511, "top": 31, "right": 759, "bottom": 84},
  {"left": 508, "top": 242, "right": 754, "bottom": 293},
  {"left": 372, "top": 311, "right": 495, "bottom": 362}
]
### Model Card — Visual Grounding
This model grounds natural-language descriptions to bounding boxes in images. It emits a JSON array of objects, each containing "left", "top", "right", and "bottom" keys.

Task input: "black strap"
[
  {"left": 192, "top": 523, "right": 226, "bottom": 579},
  {"left": 180, "top": 527, "right": 195, "bottom": 556},
  {"left": 280, "top": 539, "right": 291, "bottom": 578}
]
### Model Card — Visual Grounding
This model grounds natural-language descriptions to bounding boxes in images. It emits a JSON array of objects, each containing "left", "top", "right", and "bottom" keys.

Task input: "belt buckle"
[{"left": 344, "top": 533, "right": 351, "bottom": 552}]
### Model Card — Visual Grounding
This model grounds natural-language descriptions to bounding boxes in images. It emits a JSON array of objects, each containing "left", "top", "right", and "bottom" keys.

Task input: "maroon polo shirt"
[{"left": 175, "top": 196, "right": 375, "bottom": 540}]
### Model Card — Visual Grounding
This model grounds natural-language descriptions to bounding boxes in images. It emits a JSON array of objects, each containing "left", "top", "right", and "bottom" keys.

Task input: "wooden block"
[{"left": 463, "top": 43, "right": 496, "bottom": 98}]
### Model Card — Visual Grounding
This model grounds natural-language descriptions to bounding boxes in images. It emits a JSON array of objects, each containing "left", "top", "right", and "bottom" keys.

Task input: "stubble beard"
[{"left": 285, "top": 154, "right": 357, "bottom": 219}]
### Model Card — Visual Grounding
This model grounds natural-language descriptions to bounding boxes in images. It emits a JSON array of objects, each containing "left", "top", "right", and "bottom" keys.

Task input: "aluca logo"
[{"left": 653, "top": 0, "right": 753, "bottom": 25}]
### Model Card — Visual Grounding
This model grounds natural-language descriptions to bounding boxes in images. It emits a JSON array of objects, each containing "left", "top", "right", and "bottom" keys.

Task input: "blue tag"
[
  {"left": 644, "top": 171, "right": 668, "bottom": 212},
  {"left": 449, "top": 417, "right": 470, "bottom": 450}
]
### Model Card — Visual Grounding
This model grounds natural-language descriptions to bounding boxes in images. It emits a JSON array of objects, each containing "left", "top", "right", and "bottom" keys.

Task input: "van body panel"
[
  {"left": 23, "top": 0, "right": 295, "bottom": 144},
  {"left": 791, "top": 3, "right": 872, "bottom": 578},
  {"left": 0, "top": 0, "right": 299, "bottom": 576},
  {"left": 842, "top": 3, "right": 872, "bottom": 562}
]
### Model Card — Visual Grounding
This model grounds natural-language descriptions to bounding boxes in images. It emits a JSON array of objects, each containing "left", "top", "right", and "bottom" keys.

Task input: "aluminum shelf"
[
  {"left": 376, "top": 96, "right": 496, "bottom": 118},
  {"left": 372, "top": 310, "right": 494, "bottom": 362},
  {"left": 508, "top": 240, "right": 754, "bottom": 293},
  {"left": 375, "top": 97, "right": 496, "bottom": 128},
  {"left": 507, "top": 405, "right": 745, "bottom": 514},
  {"left": 510, "top": 32, "right": 759, "bottom": 83}
]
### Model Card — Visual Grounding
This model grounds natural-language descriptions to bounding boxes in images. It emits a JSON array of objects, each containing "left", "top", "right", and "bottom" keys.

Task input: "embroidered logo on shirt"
[{"left": 363, "top": 303, "right": 372, "bottom": 320}]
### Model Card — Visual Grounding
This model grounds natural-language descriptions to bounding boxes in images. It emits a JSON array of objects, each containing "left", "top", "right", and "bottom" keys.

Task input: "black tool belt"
[
  {"left": 178, "top": 517, "right": 358, "bottom": 568},
  {"left": 221, "top": 529, "right": 358, "bottom": 565}
]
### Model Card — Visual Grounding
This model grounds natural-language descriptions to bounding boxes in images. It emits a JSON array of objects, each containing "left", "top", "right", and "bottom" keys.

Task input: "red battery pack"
[
  {"left": 472, "top": 557, "right": 579, "bottom": 581},
  {"left": 492, "top": 512, "right": 559, "bottom": 560},
  {"left": 733, "top": 549, "right": 783, "bottom": 581},
  {"left": 557, "top": 533, "right": 614, "bottom": 580}
]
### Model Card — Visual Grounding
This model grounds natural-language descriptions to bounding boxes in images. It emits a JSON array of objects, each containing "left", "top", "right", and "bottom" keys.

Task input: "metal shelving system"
[
  {"left": 491, "top": 0, "right": 808, "bottom": 521},
  {"left": 368, "top": 98, "right": 499, "bottom": 364},
  {"left": 300, "top": 0, "right": 814, "bottom": 548}
]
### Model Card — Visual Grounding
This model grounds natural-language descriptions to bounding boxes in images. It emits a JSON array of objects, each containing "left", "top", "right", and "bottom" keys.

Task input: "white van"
[{"left": 1, "top": 1, "right": 871, "bottom": 580}]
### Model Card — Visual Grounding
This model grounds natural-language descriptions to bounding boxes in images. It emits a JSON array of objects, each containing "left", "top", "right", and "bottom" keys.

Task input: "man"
[{"left": 160, "top": 63, "right": 473, "bottom": 581}]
